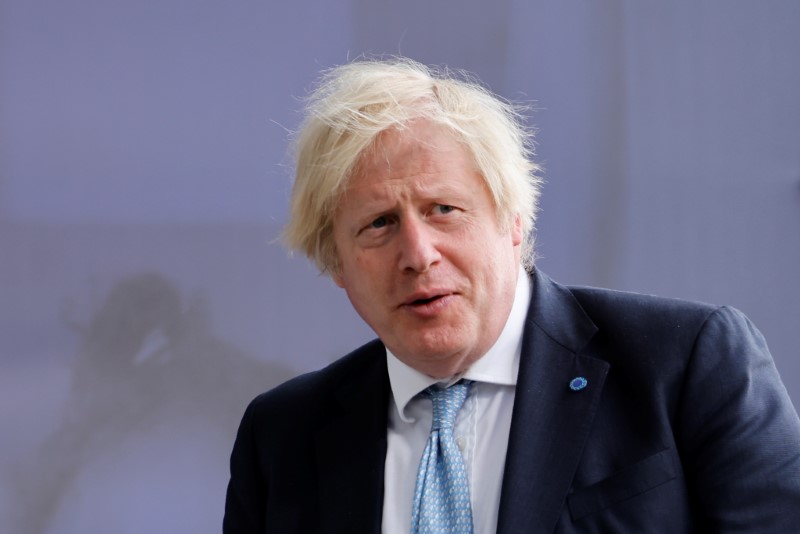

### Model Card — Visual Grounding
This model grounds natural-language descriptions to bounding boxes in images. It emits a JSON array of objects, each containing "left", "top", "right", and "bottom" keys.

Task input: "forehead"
[{"left": 349, "top": 120, "right": 476, "bottom": 187}]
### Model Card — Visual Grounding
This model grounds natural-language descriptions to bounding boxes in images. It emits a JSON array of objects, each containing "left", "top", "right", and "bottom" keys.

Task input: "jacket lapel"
[
  {"left": 497, "top": 270, "right": 610, "bottom": 534},
  {"left": 314, "top": 342, "right": 390, "bottom": 533}
]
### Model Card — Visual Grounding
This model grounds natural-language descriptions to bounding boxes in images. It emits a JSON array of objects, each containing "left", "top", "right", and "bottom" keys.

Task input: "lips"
[
  {"left": 402, "top": 290, "right": 450, "bottom": 307},
  {"left": 409, "top": 295, "right": 443, "bottom": 306},
  {"left": 397, "top": 289, "right": 459, "bottom": 319}
]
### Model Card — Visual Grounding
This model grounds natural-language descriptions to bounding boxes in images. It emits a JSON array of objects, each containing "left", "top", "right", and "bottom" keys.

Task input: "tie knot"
[{"left": 425, "top": 380, "right": 471, "bottom": 430}]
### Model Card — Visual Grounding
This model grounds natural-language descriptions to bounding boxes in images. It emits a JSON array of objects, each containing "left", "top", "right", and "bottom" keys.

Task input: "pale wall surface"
[{"left": 2, "top": 1, "right": 798, "bottom": 532}]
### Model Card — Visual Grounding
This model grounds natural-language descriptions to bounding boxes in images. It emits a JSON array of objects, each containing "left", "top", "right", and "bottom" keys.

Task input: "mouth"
[
  {"left": 410, "top": 295, "right": 444, "bottom": 305},
  {"left": 401, "top": 291, "right": 454, "bottom": 309}
]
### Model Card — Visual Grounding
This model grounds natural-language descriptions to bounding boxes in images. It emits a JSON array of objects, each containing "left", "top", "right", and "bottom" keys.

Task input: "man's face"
[{"left": 332, "top": 119, "right": 522, "bottom": 378}]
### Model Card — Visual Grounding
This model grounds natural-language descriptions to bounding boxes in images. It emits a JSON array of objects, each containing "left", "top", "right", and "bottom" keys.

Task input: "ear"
[
  {"left": 331, "top": 269, "right": 345, "bottom": 289},
  {"left": 511, "top": 214, "right": 523, "bottom": 246}
]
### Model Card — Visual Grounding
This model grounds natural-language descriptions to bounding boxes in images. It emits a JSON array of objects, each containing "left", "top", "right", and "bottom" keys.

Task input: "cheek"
[{"left": 342, "top": 253, "right": 385, "bottom": 291}]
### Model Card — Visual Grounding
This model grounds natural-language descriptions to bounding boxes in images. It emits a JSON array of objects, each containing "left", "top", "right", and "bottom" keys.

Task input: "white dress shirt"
[{"left": 382, "top": 270, "right": 530, "bottom": 534}]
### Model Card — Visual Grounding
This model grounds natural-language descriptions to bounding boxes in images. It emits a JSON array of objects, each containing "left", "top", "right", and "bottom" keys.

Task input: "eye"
[
  {"left": 434, "top": 204, "right": 456, "bottom": 215},
  {"left": 369, "top": 216, "right": 388, "bottom": 229}
]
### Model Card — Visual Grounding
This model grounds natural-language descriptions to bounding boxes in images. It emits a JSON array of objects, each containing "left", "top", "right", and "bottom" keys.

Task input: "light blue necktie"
[{"left": 411, "top": 380, "right": 474, "bottom": 534}]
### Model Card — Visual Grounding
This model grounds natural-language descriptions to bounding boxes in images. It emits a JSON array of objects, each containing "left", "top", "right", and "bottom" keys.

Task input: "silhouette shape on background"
[{"left": 14, "top": 272, "right": 293, "bottom": 533}]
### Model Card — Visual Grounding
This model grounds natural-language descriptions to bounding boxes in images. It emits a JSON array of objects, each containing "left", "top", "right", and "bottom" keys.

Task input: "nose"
[{"left": 397, "top": 216, "right": 441, "bottom": 273}]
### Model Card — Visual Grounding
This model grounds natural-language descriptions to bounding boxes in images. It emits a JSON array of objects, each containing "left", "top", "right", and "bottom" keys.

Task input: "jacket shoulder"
[
  {"left": 566, "top": 285, "right": 731, "bottom": 349},
  {"left": 244, "top": 339, "right": 386, "bottom": 426},
  {"left": 561, "top": 285, "right": 767, "bottom": 386},
  {"left": 568, "top": 284, "right": 718, "bottom": 322}
]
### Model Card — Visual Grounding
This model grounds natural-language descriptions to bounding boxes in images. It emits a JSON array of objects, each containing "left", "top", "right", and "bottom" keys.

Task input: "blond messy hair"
[{"left": 284, "top": 57, "right": 542, "bottom": 274}]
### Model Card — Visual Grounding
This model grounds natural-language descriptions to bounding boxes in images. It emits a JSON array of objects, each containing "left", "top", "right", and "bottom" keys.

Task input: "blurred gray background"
[{"left": 2, "top": 1, "right": 798, "bottom": 532}]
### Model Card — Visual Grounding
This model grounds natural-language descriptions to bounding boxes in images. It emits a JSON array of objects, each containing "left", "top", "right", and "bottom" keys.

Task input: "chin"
[{"left": 410, "top": 342, "right": 473, "bottom": 368}]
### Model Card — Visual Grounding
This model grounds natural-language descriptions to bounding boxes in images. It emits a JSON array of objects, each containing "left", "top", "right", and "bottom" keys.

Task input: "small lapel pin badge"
[{"left": 569, "top": 376, "right": 588, "bottom": 391}]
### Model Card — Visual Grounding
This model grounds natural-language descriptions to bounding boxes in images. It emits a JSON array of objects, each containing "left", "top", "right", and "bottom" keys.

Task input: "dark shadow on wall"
[{"left": 14, "top": 272, "right": 293, "bottom": 533}]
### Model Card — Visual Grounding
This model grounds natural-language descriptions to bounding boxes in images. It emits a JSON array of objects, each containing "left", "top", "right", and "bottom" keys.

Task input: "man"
[{"left": 224, "top": 58, "right": 800, "bottom": 533}]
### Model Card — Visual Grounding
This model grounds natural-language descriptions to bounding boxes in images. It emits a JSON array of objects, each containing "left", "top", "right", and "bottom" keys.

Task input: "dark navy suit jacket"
[{"left": 224, "top": 269, "right": 800, "bottom": 532}]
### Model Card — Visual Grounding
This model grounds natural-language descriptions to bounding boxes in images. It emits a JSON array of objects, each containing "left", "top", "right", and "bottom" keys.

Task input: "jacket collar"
[{"left": 497, "top": 268, "right": 609, "bottom": 534}]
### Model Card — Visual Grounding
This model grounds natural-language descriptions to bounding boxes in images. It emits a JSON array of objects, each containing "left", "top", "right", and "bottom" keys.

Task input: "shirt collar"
[{"left": 386, "top": 269, "right": 531, "bottom": 423}]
